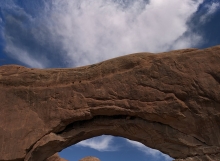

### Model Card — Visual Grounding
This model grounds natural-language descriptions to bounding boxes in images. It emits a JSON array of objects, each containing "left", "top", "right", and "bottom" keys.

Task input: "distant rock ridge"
[
  {"left": 79, "top": 156, "right": 100, "bottom": 161},
  {"left": 46, "top": 155, "right": 101, "bottom": 161},
  {"left": 0, "top": 45, "right": 220, "bottom": 161}
]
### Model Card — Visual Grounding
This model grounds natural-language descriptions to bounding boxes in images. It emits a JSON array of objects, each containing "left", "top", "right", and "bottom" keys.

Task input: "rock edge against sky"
[{"left": 0, "top": 45, "right": 220, "bottom": 161}]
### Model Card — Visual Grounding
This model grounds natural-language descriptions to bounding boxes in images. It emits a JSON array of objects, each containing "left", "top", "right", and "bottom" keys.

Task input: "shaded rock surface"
[
  {"left": 0, "top": 45, "right": 220, "bottom": 161},
  {"left": 46, "top": 153, "right": 67, "bottom": 161},
  {"left": 79, "top": 156, "right": 100, "bottom": 161}
]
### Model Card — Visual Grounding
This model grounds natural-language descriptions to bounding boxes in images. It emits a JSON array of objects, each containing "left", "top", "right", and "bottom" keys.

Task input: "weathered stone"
[
  {"left": 79, "top": 156, "right": 100, "bottom": 161},
  {"left": 46, "top": 153, "right": 67, "bottom": 161},
  {"left": 0, "top": 45, "right": 220, "bottom": 161}
]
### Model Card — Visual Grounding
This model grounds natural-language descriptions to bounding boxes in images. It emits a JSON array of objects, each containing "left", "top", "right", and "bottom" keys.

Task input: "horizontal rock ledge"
[{"left": 0, "top": 45, "right": 220, "bottom": 161}]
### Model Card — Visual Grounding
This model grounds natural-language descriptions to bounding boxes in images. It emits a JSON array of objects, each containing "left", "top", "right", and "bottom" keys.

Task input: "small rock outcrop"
[
  {"left": 0, "top": 45, "right": 220, "bottom": 161},
  {"left": 79, "top": 156, "right": 100, "bottom": 161},
  {"left": 46, "top": 153, "right": 67, "bottom": 161}
]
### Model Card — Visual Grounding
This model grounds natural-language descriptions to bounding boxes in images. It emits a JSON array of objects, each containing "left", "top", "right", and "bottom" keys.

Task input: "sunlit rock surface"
[
  {"left": 79, "top": 156, "right": 100, "bottom": 161},
  {"left": 0, "top": 45, "right": 220, "bottom": 161}
]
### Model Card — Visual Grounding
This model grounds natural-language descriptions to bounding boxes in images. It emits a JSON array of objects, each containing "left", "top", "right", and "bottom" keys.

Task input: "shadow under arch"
[{"left": 25, "top": 115, "right": 201, "bottom": 161}]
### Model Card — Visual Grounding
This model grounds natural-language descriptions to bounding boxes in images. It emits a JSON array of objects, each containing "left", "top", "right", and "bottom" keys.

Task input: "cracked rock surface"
[{"left": 0, "top": 45, "right": 220, "bottom": 161}]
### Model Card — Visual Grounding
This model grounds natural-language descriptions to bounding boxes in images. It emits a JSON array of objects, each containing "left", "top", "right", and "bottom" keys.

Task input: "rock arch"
[{"left": 0, "top": 46, "right": 220, "bottom": 161}]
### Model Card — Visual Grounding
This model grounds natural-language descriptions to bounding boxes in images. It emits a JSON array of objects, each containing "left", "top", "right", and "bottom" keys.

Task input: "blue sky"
[
  {"left": 0, "top": 0, "right": 220, "bottom": 161},
  {"left": 59, "top": 135, "right": 172, "bottom": 161}
]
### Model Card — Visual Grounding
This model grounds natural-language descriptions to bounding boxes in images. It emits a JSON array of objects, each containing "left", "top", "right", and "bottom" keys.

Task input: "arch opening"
[
  {"left": 25, "top": 114, "right": 200, "bottom": 161},
  {"left": 58, "top": 135, "right": 173, "bottom": 161}
]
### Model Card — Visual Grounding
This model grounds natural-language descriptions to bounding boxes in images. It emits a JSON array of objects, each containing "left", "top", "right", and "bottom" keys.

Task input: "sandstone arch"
[{"left": 0, "top": 46, "right": 220, "bottom": 161}]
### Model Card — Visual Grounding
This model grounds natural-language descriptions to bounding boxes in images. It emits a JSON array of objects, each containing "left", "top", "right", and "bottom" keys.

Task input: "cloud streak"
[
  {"left": 126, "top": 139, "right": 172, "bottom": 161},
  {"left": 75, "top": 135, "right": 117, "bottom": 151},
  {"left": 200, "top": 1, "right": 220, "bottom": 23}
]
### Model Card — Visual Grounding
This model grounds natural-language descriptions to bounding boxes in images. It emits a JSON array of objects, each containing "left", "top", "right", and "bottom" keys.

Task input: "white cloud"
[
  {"left": 1, "top": 0, "right": 204, "bottom": 68},
  {"left": 75, "top": 136, "right": 172, "bottom": 160},
  {"left": 46, "top": 0, "right": 203, "bottom": 67},
  {"left": 4, "top": 42, "right": 46, "bottom": 68},
  {"left": 75, "top": 135, "right": 117, "bottom": 151},
  {"left": 126, "top": 139, "right": 172, "bottom": 161},
  {"left": 200, "top": 2, "right": 220, "bottom": 22},
  {"left": 171, "top": 33, "right": 202, "bottom": 50}
]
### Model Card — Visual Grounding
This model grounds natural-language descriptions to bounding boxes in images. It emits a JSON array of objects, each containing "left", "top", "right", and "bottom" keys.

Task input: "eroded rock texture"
[{"left": 0, "top": 46, "right": 220, "bottom": 161}]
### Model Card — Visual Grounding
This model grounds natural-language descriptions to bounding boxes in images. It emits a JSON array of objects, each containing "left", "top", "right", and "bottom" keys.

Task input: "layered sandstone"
[{"left": 0, "top": 45, "right": 220, "bottom": 161}]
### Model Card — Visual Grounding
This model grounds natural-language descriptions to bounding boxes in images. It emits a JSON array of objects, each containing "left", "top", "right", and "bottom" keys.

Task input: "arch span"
[{"left": 0, "top": 46, "right": 220, "bottom": 161}]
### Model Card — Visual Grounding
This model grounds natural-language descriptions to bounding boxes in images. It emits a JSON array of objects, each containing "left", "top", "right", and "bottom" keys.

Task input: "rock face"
[
  {"left": 79, "top": 156, "right": 100, "bottom": 161},
  {"left": 0, "top": 46, "right": 220, "bottom": 161},
  {"left": 46, "top": 153, "right": 67, "bottom": 161}
]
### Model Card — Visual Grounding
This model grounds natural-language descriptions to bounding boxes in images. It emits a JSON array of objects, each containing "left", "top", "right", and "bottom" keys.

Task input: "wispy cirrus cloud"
[
  {"left": 75, "top": 135, "right": 118, "bottom": 151},
  {"left": 200, "top": 1, "right": 220, "bottom": 22},
  {"left": 4, "top": 44, "right": 45, "bottom": 68},
  {"left": 0, "top": 0, "right": 205, "bottom": 68},
  {"left": 126, "top": 139, "right": 172, "bottom": 161}
]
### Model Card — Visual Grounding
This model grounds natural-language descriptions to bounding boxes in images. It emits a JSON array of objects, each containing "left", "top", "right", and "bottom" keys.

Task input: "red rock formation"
[
  {"left": 0, "top": 45, "right": 220, "bottom": 161},
  {"left": 79, "top": 156, "right": 100, "bottom": 161},
  {"left": 46, "top": 153, "right": 67, "bottom": 161}
]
